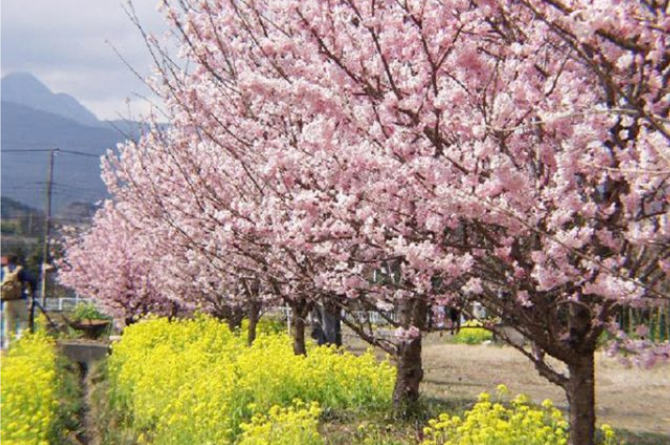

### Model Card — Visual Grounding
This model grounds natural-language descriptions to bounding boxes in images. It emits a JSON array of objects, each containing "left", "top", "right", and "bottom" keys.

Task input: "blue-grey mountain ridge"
[{"left": 1, "top": 73, "right": 145, "bottom": 213}]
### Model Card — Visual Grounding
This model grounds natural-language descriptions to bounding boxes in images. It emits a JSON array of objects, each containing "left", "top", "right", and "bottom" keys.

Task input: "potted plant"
[{"left": 68, "top": 302, "right": 112, "bottom": 340}]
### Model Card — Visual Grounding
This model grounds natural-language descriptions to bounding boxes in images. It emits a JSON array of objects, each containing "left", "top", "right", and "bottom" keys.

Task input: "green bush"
[
  {"left": 1, "top": 220, "right": 21, "bottom": 235},
  {"left": 354, "top": 421, "right": 406, "bottom": 445},
  {"left": 71, "top": 302, "right": 111, "bottom": 321},
  {"left": 452, "top": 320, "right": 493, "bottom": 345},
  {"left": 241, "top": 316, "right": 286, "bottom": 336}
]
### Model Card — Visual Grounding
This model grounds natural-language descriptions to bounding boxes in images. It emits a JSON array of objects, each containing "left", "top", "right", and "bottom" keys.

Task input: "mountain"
[
  {"left": 56, "top": 201, "right": 101, "bottom": 224},
  {"left": 1, "top": 101, "right": 119, "bottom": 212},
  {"left": 2, "top": 101, "right": 124, "bottom": 147},
  {"left": 2, "top": 72, "right": 101, "bottom": 127},
  {"left": 0, "top": 196, "right": 43, "bottom": 220},
  {"left": 0, "top": 73, "right": 159, "bottom": 214},
  {"left": 0, "top": 197, "right": 44, "bottom": 241}
]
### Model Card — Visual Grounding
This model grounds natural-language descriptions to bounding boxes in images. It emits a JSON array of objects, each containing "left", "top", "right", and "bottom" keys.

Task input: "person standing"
[
  {"left": 310, "top": 302, "right": 342, "bottom": 347},
  {"left": 1, "top": 254, "right": 36, "bottom": 348}
]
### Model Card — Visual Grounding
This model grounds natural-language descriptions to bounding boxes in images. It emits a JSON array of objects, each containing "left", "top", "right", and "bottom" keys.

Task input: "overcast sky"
[{"left": 2, "top": 0, "right": 170, "bottom": 120}]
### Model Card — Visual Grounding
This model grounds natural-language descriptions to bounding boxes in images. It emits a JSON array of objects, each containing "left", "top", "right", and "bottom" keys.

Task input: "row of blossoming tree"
[{"left": 59, "top": 1, "right": 669, "bottom": 444}]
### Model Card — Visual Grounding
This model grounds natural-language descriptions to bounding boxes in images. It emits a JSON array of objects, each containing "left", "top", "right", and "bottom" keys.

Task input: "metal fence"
[
  {"left": 618, "top": 306, "right": 670, "bottom": 342},
  {"left": 343, "top": 310, "right": 397, "bottom": 325},
  {"left": 265, "top": 306, "right": 397, "bottom": 326},
  {"left": 43, "top": 297, "right": 91, "bottom": 312}
]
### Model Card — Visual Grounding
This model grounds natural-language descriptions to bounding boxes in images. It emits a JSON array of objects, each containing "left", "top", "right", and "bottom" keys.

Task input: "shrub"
[
  {"left": 241, "top": 316, "right": 286, "bottom": 337},
  {"left": 1, "top": 332, "right": 58, "bottom": 445},
  {"left": 354, "top": 421, "right": 406, "bottom": 445},
  {"left": 107, "top": 315, "right": 395, "bottom": 444},
  {"left": 452, "top": 320, "right": 493, "bottom": 345},
  {"left": 71, "top": 301, "right": 111, "bottom": 321},
  {"left": 236, "top": 335, "right": 395, "bottom": 414},
  {"left": 238, "top": 401, "right": 323, "bottom": 445}
]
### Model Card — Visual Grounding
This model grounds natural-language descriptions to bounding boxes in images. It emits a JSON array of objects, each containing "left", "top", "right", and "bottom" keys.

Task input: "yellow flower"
[
  {"left": 1, "top": 332, "right": 59, "bottom": 444},
  {"left": 106, "top": 315, "right": 395, "bottom": 444},
  {"left": 496, "top": 384, "right": 509, "bottom": 397},
  {"left": 420, "top": 386, "right": 571, "bottom": 445}
]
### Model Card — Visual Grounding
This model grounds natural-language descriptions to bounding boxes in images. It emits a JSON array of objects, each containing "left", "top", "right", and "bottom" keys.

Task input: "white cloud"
[{"left": 1, "top": 0, "right": 170, "bottom": 120}]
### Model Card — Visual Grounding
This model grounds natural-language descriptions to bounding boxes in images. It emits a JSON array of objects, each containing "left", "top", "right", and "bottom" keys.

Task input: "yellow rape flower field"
[
  {"left": 1, "top": 332, "right": 59, "bottom": 445},
  {"left": 1, "top": 316, "right": 633, "bottom": 445},
  {"left": 107, "top": 316, "right": 395, "bottom": 444},
  {"left": 420, "top": 387, "right": 618, "bottom": 445},
  {"left": 238, "top": 401, "right": 324, "bottom": 445}
]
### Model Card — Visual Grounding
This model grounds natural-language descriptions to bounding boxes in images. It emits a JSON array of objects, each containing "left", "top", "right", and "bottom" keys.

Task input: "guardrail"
[
  {"left": 265, "top": 306, "right": 398, "bottom": 326},
  {"left": 43, "top": 297, "right": 92, "bottom": 312}
]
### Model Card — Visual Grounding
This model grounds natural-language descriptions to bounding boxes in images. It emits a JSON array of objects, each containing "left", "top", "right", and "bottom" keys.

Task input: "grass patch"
[
  {"left": 613, "top": 429, "right": 670, "bottom": 445},
  {"left": 53, "top": 355, "right": 85, "bottom": 444},
  {"left": 87, "top": 360, "right": 139, "bottom": 445}
]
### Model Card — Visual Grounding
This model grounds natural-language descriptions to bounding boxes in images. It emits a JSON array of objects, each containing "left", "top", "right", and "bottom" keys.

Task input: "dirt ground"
[
  {"left": 422, "top": 341, "right": 670, "bottom": 436},
  {"left": 347, "top": 332, "right": 670, "bottom": 437}
]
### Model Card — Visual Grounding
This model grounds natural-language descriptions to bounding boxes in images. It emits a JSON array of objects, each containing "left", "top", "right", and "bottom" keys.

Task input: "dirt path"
[
  {"left": 59, "top": 341, "right": 109, "bottom": 445},
  {"left": 419, "top": 341, "right": 670, "bottom": 436},
  {"left": 345, "top": 330, "right": 669, "bottom": 436}
]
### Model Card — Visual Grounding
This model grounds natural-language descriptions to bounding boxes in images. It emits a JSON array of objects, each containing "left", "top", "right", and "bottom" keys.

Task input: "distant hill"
[
  {"left": 1, "top": 196, "right": 43, "bottom": 219},
  {"left": 1, "top": 101, "right": 120, "bottom": 212},
  {"left": 56, "top": 201, "right": 101, "bottom": 225},
  {"left": 2, "top": 101, "right": 124, "bottom": 147},
  {"left": 0, "top": 197, "right": 45, "bottom": 241},
  {"left": 2, "top": 72, "right": 101, "bottom": 127},
  {"left": 0, "top": 73, "right": 157, "bottom": 213}
]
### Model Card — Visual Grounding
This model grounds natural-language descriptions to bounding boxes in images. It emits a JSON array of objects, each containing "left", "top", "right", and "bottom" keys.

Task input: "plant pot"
[{"left": 70, "top": 319, "right": 111, "bottom": 340}]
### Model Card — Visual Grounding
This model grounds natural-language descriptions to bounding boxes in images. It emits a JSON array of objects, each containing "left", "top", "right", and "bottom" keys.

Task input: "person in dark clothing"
[
  {"left": 448, "top": 307, "right": 461, "bottom": 334},
  {"left": 1, "top": 254, "right": 37, "bottom": 348},
  {"left": 310, "top": 303, "right": 342, "bottom": 347}
]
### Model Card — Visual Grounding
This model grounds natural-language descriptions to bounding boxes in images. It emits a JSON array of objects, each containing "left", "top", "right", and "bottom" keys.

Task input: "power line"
[
  {"left": 52, "top": 191, "right": 106, "bottom": 200},
  {"left": 2, "top": 148, "right": 102, "bottom": 158},
  {"left": 52, "top": 185, "right": 105, "bottom": 194},
  {"left": 3, "top": 184, "right": 105, "bottom": 195},
  {"left": 2, "top": 149, "right": 53, "bottom": 153},
  {"left": 1, "top": 186, "right": 48, "bottom": 191},
  {"left": 3, "top": 141, "right": 118, "bottom": 151},
  {"left": 59, "top": 149, "right": 102, "bottom": 158}
]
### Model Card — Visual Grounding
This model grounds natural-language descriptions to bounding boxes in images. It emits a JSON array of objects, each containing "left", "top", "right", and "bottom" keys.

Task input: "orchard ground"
[{"left": 347, "top": 332, "right": 670, "bottom": 438}]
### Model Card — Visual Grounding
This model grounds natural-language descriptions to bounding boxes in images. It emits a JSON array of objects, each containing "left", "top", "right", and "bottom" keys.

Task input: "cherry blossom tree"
[
  {"left": 60, "top": 193, "right": 270, "bottom": 341},
  {"left": 100, "top": 115, "right": 332, "bottom": 352},
  {"left": 63, "top": 0, "right": 668, "bottom": 441},
  {"left": 59, "top": 201, "right": 181, "bottom": 325},
  {"left": 140, "top": 0, "right": 668, "bottom": 441}
]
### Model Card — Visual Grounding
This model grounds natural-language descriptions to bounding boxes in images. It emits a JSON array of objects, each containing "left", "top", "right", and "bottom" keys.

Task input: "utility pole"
[{"left": 40, "top": 148, "right": 57, "bottom": 307}]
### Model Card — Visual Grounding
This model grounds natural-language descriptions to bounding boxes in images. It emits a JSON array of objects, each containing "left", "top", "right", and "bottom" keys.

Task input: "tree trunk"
[
  {"left": 290, "top": 298, "right": 310, "bottom": 355},
  {"left": 393, "top": 332, "right": 423, "bottom": 411},
  {"left": 167, "top": 301, "right": 181, "bottom": 320},
  {"left": 247, "top": 299, "right": 261, "bottom": 345},
  {"left": 322, "top": 301, "right": 342, "bottom": 346},
  {"left": 392, "top": 297, "right": 429, "bottom": 415},
  {"left": 565, "top": 353, "right": 596, "bottom": 445},
  {"left": 213, "top": 304, "right": 245, "bottom": 332},
  {"left": 227, "top": 307, "right": 245, "bottom": 332}
]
